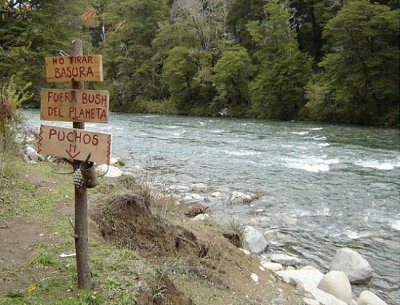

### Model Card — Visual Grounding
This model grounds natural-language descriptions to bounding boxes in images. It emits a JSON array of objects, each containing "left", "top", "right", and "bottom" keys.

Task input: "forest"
[{"left": 1, "top": 0, "right": 399, "bottom": 126}]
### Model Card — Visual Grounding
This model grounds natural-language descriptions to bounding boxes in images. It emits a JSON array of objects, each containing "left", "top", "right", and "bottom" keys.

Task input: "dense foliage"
[{"left": 1, "top": 0, "right": 399, "bottom": 126}]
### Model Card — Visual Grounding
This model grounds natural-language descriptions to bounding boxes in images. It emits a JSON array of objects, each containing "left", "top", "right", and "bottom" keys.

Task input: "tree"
[
  {"left": 212, "top": 45, "right": 254, "bottom": 116},
  {"left": 153, "top": 6, "right": 220, "bottom": 115},
  {"left": 310, "top": 0, "right": 399, "bottom": 125},
  {"left": 163, "top": 46, "right": 214, "bottom": 114},
  {"left": 226, "top": 0, "right": 266, "bottom": 49},
  {"left": 152, "top": 21, "right": 201, "bottom": 99},
  {"left": 247, "top": 0, "right": 312, "bottom": 120},
  {"left": 101, "top": 0, "right": 169, "bottom": 109},
  {"left": 171, "top": 0, "right": 228, "bottom": 52},
  {"left": 287, "top": 0, "right": 341, "bottom": 65},
  {"left": 0, "top": 0, "right": 85, "bottom": 104},
  {"left": 81, "top": 0, "right": 117, "bottom": 48}
]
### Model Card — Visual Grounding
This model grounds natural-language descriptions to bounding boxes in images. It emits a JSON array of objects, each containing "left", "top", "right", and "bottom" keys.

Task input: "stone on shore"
[
  {"left": 250, "top": 273, "right": 259, "bottom": 284},
  {"left": 276, "top": 265, "right": 324, "bottom": 290},
  {"left": 305, "top": 287, "right": 348, "bottom": 305},
  {"left": 24, "top": 144, "right": 43, "bottom": 162},
  {"left": 110, "top": 157, "right": 119, "bottom": 165},
  {"left": 239, "top": 248, "right": 251, "bottom": 255},
  {"left": 97, "top": 164, "right": 123, "bottom": 178},
  {"left": 303, "top": 298, "right": 320, "bottom": 305},
  {"left": 191, "top": 213, "right": 210, "bottom": 222},
  {"left": 317, "top": 271, "right": 352, "bottom": 304},
  {"left": 269, "top": 253, "right": 301, "bottom": 266},
  {"left": 243, "top": 226, "right": 268, "bottom": 254},
  {"left": 357, "top": 291, "right": 387, "bottom": 305},
  {"left": 330, "top": 248, "right": 373, "bottom": 283},
  {"left": 260, "top": 261, "right": 284, "bottom": 272}
]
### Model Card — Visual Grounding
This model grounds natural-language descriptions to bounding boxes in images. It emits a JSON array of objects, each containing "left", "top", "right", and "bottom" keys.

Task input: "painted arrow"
[
  {"left": 65, "top": 144, "right": 81, "bottom": 160},
  {"left": 38, "top": 125, "right": 111, "bottom": 164}
]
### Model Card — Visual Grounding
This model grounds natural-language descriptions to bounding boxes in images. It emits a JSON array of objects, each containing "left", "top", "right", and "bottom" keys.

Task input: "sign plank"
[
  {"left": 37, "top": 125, "right": 111, "bottom": 164},
  {"left": 45, "top": 55, "right": 103, "bottom": 83},
  {"left": 40, "top": 89, "right": 109, "bottom": 123}
]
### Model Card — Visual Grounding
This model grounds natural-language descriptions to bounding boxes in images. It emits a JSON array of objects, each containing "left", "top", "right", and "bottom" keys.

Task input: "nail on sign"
[
  {"left": 45, "top": 55, "right": 103, "bottom": 83},
  {"left": 37, "top": 125, "right": 111, "bottom": 164},
  {"left": 40, "top": 89, "right": 109, "bottom": 123}
]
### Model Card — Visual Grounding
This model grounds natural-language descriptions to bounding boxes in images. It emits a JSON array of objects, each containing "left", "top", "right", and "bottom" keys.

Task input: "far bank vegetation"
[{"left": 1, "top": 0, "right": 399, "bottom": 126}]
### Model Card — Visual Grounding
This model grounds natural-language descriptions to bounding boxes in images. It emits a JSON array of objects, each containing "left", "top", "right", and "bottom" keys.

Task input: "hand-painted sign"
[
  {"left": 45, "top": 55, "right": 103, "bottom": 83},
  {"left": 37, "top": 125, "right": 111, "bottom": 164},
  {"left": 40, "top": 89, "right": 109, "bottom": 123}
]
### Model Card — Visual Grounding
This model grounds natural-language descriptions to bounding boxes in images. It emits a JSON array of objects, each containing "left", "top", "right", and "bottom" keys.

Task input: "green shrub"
[{"left": 0, "top": 76, "right": 32, "bottom": 150}]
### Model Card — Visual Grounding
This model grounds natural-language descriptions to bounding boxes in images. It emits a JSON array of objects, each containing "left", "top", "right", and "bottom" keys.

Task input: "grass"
[
  {"left": 0, "top": 147, "right": 148, "bottom": 304},
  {"left": 2, "top": 237, "right": 148, "bottom": 305},
  {"left": 0, "top": 151, "right": 73, "bottom": 217},
  {"left": 31, "top": 251, "right": 59, "bottom": 267},
  {"left": 1, "top": 148, "right": 184, "bottom": 304},
  {"left": 228, "top": 218, "right": 246, "bottom": 248}
]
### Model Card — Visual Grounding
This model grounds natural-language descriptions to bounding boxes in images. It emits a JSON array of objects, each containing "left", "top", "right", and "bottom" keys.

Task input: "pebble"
[
  {"left": 260, "top": 261, "right": 284, "bottom": 272},
  {"left": 250, "top": 273, "right": 259, "bottom": 284}
]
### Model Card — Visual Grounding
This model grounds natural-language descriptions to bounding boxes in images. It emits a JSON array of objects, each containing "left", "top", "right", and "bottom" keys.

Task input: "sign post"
[
  {"left": 38, "top": 39, "right": 111, "bottom": 289},
  {"left": 71, "top": 39, "right": 92, "bottom": 289}
]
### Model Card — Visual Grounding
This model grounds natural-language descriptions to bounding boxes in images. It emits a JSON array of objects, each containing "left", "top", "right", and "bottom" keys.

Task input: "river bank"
[
  {"left": 2, "top": 126, "right": 392, "bottom": 304},
  {"left": 1, "top": 140, "right": 309, "bottom": 305},
  {"left": 21, "top": 110, "right": 400, "bottom": 303}
]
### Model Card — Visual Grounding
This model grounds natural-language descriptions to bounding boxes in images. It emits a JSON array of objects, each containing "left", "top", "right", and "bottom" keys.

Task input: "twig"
[
  {"left": 176, "top": 235, "right": 197, "bottom": 248},
  {"left": 210, "top": 251, "right": 228, "bottom": 283},
  {"left": 68, "top": 216, "right": 75, "bottom": 232}
]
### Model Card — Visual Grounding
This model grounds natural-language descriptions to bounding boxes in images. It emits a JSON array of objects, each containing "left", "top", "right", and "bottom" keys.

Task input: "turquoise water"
[{"left": 24, "top": 110, "right": 400, "bottom": 304}]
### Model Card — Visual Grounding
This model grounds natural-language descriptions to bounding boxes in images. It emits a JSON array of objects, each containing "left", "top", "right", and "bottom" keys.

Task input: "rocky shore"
[{"left": 19, "top": 128, "right": 389, "bottom": 305}]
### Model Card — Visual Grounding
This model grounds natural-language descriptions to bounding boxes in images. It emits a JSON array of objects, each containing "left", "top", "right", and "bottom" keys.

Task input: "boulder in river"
[
  {"left": 190, "top": 183, "right": 208, "bottom": 192},
  {"left": 243, "top": 225, "right": 268, "bottom": 254},
  {"left": 330, "top": 248, "right": 373, "bottom": 283},
  {"left": 229, "top": 191, "right": 253, "bottom": 204},
  {"left": 317, "top": 271, "right": 352, "bottom": 304}
]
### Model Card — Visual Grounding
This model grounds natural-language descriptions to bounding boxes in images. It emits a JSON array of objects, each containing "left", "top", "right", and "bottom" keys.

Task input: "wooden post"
[{"left": 71, "top": 39, "right": 93, "bottom": 289}]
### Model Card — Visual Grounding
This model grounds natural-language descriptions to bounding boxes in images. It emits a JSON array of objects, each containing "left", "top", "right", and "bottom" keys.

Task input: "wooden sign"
[
  {"left": 37, "top": 125, "right": 111, "bottom": 164},
  {"left": 40, "top": 89, "right": 109, "bottom": 123},
  {"left": 45, "top": 55, "right": 103, "bottom": 83}
]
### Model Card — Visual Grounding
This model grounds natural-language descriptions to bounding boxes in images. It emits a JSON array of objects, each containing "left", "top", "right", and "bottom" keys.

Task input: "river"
[{"left": 23, "top": 110, "right": 400, "bottom": 304}]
